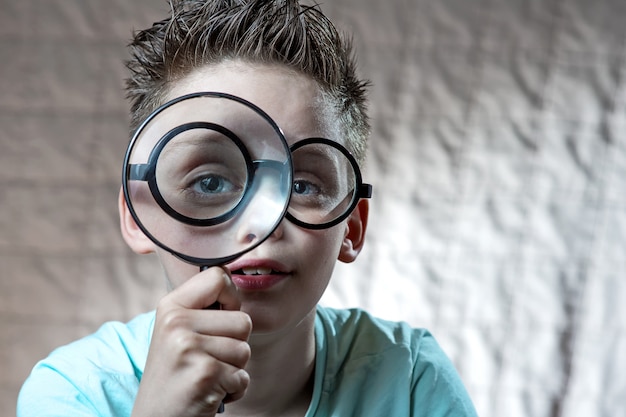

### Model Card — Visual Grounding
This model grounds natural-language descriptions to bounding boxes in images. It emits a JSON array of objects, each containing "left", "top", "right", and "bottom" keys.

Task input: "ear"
[
  {"left": 338, "top": 199, "right": 369, "bottom": 263},
  {"left": 118, "top": 188, "right": 155, "bottom": 254}
]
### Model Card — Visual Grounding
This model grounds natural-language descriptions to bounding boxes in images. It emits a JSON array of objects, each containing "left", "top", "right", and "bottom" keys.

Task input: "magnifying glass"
[
  {"left": 122, "top": 91, "right": 292, "bottom": 268},
  {"left": 122, "top": 92, "right": 292, "bottom": 413}
]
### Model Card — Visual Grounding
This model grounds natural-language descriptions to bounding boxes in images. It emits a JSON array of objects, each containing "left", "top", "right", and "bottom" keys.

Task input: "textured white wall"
[{"left": 1, "top": 1, "right": 625, "bottom": 416}]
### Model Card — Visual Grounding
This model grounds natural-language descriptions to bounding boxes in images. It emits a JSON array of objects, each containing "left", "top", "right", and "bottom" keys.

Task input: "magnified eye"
[
  {"left": 193, "top": 174, "right": 236, "bottom": 195},
  {"left": 184, "top": 170, "right": 244, "bottom": 204},
  {"left": 160, "top": 168, "right": 245, "bottom": 220}
]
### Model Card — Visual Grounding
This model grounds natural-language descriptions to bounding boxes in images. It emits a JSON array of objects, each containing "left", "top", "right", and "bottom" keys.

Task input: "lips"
[
  {"left": 228, "top": 260, "right": 290, "bottom": 290},
  {"left": 234, "top": 267, "right": 276, "bottom": 276}
]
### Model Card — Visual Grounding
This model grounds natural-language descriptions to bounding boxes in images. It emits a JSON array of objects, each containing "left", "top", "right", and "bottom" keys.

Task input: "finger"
[
  {"left": 218, "top": 367, "right": 250, "bottom": 404},
  {"left": 197, "top": 334, "right": 251, "bottom": 368},
  {"left": 164, "top": 266, "right": 240, "bottom": 310},
  {"left": 185, "top": 309, "right": 253, "bottom": 341},
  {"left": 156, "top": 308, "right": 252, "bottom": 344},
  {"left": 190, "top": 365, "right": 249, "bottom": 412}
]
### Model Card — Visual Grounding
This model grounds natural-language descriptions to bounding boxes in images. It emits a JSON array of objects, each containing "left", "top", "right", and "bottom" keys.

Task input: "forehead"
[{"left": 165, "top": 61, "right": 342, "bottom": 145}]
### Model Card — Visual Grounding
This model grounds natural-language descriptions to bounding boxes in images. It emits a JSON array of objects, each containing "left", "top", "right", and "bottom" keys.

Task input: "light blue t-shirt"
[{"left": 18, "top": 306, "right": 477, "bottom": 416}]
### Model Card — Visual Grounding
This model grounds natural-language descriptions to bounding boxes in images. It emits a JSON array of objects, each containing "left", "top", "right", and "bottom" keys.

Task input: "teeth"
[{"left": 241, "top": 267, "right": 273, "bottom": 276}]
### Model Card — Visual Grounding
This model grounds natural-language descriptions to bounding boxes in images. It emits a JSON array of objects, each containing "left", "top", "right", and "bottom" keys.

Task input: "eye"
[
  {"left": 192, "top": 174, "right": 236, "bottom": 195},
  {"left": 293, "top": 179, "right": 321, "bottom": 196}
]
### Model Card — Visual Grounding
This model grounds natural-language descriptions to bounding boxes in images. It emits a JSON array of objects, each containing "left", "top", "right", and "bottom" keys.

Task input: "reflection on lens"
[
  {"left": 155, "top": 128, "right": 249, "bottom": 221},
  {"left": 288, "top": 141, "right": 357, "bottom": 227}
]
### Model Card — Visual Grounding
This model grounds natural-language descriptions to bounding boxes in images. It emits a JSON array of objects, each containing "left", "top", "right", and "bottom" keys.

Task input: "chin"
[
  {"left": 243, "top": 303, "right": 287, "bottom": 334},
  {"left": 243, "top": 300, "right": 316, "bottom": 339}
]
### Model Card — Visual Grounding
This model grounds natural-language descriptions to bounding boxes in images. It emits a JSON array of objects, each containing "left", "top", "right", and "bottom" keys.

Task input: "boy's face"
[{"left": 121, "top": 61, "right": 368, "bottom": 335}]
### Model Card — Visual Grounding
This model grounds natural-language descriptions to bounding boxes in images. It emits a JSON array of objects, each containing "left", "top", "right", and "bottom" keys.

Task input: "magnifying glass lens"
[{"left": 123, "top": 92, "right": 292, "bottom": 266}]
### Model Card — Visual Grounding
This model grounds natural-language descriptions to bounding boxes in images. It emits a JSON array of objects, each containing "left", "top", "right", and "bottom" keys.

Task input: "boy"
[{"left": 18, "top": 1, "right": 478, "bottom": 416}]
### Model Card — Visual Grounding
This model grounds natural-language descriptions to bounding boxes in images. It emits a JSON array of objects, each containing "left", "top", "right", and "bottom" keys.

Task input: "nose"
[
  {"left": 234, "top": 190, "right": 286, "bottom": 245},
  {"left": 234, "top": 209, "right": 264, "bottom": 244},
  {"left": 267, "top": 217, "right": 285, "bottom": 240},
  {"left": 235, "top": 210, "right": 286, "bottom": 245}
]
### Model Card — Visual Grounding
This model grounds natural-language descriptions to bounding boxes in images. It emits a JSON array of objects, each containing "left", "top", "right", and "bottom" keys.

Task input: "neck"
[{"left": 227, "top": 308, "right": 317, "bottom": 416}]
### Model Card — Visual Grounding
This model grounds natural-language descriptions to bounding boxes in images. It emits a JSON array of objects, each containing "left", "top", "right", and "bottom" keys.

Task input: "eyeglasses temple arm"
[{"left": 359, "top": 183, "right": 373, "bottom": 199}]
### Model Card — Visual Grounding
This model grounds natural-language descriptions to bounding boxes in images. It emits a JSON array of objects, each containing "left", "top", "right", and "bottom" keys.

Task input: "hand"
[{"left": 131, "top": 267, "right": 252, "bottom": 417}]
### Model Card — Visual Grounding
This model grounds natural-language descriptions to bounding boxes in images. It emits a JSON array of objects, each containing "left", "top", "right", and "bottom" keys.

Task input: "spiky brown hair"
[{"left": 125, "top": 0, "right": 370, "bottom": 163}]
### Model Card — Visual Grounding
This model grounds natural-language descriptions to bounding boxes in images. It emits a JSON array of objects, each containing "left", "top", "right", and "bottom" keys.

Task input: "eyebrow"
[{"left": 161, "top": 132, "right": 242, "bottom": 156}]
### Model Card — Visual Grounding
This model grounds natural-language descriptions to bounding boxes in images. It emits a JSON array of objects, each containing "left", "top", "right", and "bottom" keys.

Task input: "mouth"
[
  {"left": 231, "top": 267, "right": 285, "bottom": 276},
  {"left": 228, "top": 261, "right": 290, "bottom": 290}
]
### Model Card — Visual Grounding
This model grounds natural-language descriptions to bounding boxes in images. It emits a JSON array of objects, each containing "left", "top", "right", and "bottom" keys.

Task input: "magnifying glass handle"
[
  {"left": 207, "top": 301, "right": 222, "bottom": 310},
  {"left": 199, "top": 266, "right": 225, "bottom": 414}
]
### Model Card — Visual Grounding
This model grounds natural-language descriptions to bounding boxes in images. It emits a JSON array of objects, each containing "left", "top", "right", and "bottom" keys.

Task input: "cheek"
[
  {"left": 301, "top": 229, "right": 345, "bottom": 297},
  {"left": 156, "top": 249, "right": 199, "bottom": 289},
  {"left": 300, "top": 226, "right": 346, "bottom": 265}
]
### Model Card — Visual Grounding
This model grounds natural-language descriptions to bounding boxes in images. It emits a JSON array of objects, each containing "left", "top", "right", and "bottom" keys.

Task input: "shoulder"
[
  {"left": 315, "top": 305, "right": 431, "bottom": 356},
  {"left": 17, "top": 311, "right": 155, "bottom": 417},
  {"left": 315, "top": 306, "right": 451, "bottom": 375},
  {"left": 313, "top": 306, "right": 477, "bottom": 416},
  {"left": 43, "top": 310, "right": 154, "bottom": 374}
]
